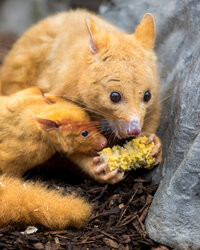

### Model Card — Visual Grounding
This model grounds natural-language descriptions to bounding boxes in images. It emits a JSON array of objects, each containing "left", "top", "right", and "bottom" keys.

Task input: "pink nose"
[
  {"left": 100, "top": 137, "right": 107, "bottom": 148},
  {"left": 94, "top": 136, "right": 107, "bottom": 150},
  {"left": 127, "top": 129, "right": 141, "bottom": 136}
]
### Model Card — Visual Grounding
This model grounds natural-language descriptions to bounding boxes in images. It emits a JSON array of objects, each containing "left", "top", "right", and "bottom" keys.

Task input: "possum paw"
[
  {"left": 92, "top": 156, "right": 125, "bottom": 184},
  {"left": 141, "top": 133, "right": 162, "bottom": 165}
]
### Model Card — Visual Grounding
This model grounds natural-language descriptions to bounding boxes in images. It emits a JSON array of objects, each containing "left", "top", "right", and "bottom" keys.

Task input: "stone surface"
[
  {"left": 0, "top": 0, "right": 70, "bottom": 35},
  {"left": 0, "top": 0, "right": 102, "bottom": 35},
  {"left": 99, "top": 0, "right": 200, "bottom": 249}
]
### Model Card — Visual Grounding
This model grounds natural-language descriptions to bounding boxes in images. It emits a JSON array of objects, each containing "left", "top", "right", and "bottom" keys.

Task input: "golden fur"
[
  {"left": 0, "top": 87, "right": 110, "bottom": 229},
  {"left": 0, "top": 175, "right": 91, "bottom": 229},
  {"left": 0, "top": 9, "right": 161, "bottom": 183},
  {"left": 0, "top": 87, "right": 106, "bottom": 177}
]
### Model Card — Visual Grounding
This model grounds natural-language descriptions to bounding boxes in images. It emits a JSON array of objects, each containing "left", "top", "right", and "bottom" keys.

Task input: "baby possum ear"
[
  {"left": 134, "top": 13, "right": 156, "bottom": 50},
  {"left": 44, "top": 94, "right": 65, "bottom": 104},
  {"left": 33, "top": 115, "right": 60, "bottom": 131}
]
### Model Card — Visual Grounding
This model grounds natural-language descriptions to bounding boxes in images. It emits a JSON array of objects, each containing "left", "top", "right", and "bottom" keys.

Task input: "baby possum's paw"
[
  {"left": 92, "top": 156, "right": 125, "bottom": 184},
  {"left": 141, "top": 132, "right": 162, "bottom": 165}
]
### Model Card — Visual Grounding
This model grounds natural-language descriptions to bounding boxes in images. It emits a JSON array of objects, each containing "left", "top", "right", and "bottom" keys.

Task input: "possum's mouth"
[
  {"left": 103, "top": 131, "right": 137, "bottom": 148},
  {"left": 90, "top": 148, "right": 101, "bottom": 155},
  {"left": 114, "top": 131, "right": 140, "bottom": 145},
  {"left": 117, "top": 136, "right": 135, "bottom": 147}
]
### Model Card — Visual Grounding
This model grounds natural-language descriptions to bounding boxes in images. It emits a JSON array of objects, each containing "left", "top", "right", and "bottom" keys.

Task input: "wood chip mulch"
[{"left": 0, "top": 171, "right": 169, "bottom": 250}]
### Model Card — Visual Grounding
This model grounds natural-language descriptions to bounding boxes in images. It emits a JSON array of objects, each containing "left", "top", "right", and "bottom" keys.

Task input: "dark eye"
[
  {"left": 109, "top": 91, "right": 122, "bottom": 103},
  {"left": 143, "top": 91, "right": 151, "bottom": 102},
  {"left": 81, "top": 130, "right": 89, "bottom": 138}
]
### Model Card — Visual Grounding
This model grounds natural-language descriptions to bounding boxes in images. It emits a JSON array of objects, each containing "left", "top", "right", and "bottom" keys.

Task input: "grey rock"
[
  {"left": 99, "top": 0, "right": 200, "bottom": 249},
  {"left": 0, "top": 0, "right": 102, "bottom": 35},
  {"left": 0, "top": 0, "right": 70, "bottom": 35}
]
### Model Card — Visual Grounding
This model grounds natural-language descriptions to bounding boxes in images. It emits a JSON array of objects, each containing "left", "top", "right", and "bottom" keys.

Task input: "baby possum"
[
  {"left": 0, "top": 87, "right": 107, "bottom": 177},
  {"left": 0, "top": 87, "right": 110, "bottom": 229}
]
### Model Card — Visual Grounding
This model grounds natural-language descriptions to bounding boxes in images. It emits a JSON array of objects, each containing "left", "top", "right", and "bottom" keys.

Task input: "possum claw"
[
  {"left": 141, "top": 133, "right": 162, "bottom": 165},
  {"left": 153, "top": 151, "right": 162, "bottom": 166},
  {"left": 93, "top": 156, "right": 101, "bottom": 165},
  {"left": 92, "top": 156, "right": 125, "bottom": 184},
  {"left": 147, "top": 134, "right": 155, "bottom": 144}
]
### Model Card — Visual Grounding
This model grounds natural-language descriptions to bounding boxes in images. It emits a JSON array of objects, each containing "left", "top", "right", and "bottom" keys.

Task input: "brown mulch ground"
[
  {"left": 0, "top": 170, "right": 168, "bottom": 250},
  {"left": 0, "top": 34, "right": 169, "bottom": 250}
]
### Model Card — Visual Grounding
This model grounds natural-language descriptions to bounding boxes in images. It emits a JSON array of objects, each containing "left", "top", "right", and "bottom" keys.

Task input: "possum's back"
[{"left": 0, "top": 9, "right": 120, "bottom": 95}]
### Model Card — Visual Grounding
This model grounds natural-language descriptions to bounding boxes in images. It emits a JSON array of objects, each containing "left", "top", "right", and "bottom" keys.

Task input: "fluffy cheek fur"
[
  {"left": 45, "top": 131, "right": 74, "bottom": 155},
  {"left": 78, "top": 78, "right": 150, "bottom": 131},
  {"left": 47, "top": 131, "right": 96, "bottom": 156}
]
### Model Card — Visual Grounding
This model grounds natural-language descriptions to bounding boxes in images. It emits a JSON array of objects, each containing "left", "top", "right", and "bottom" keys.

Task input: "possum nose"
[
  {"left": 91, "top": 136, "right": 107, "bottom": 155},
  {"left": 127, "top": 129, "right": 141, "bottom": 136},
  {"left": 95, "top": 136, "right": 107, "bottom": 149},
  {"left": 100, "top": 137, "right": 107, "bottom": 148},
  {"left": 126, "top": 114, "right": 141, "bottom": 136}
]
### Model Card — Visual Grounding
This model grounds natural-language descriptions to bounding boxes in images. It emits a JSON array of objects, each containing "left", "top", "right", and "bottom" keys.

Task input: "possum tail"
[
  {"left": 0, "top": 175, "right": 91, "bottom": 229},
  {"left": 0, "top": 80, "right": 2, "bottom": 95}
]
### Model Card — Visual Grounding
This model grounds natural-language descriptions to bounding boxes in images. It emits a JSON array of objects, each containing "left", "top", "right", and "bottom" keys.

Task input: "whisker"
[
  {"left": 78, "top": 130, "right": 102, "bottom": 146},
  {"left": 107, "top": 132, "right": 113, "bottom": 145},
  {"left": 88, "top": 131, "right": 102, "bottom": 140},
  {"left": 110, "top": 132, "right": 116, "bottom": 145},
  {"left": 145, "top": 85, "right": 179, "bottom": 116},
  {"left": 159, "top": 85, "right": 179, "bottom": 104},
  {"left": 108, "top": 130, "right": 117, "bottom": 145},
  {"left": 52, "top": 94, "right": 116, "bottom": 119},
  {"left": 80, "top": 124, "right": 102, "bottom": 129}
]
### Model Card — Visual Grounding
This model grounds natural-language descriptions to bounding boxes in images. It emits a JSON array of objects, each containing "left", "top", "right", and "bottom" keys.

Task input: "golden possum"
[
  {"left": 0, "top": 9, "right": 162, "bottom": 184},
  {"left": 0, "top": 87, "right": 108, "bottom": 229}
]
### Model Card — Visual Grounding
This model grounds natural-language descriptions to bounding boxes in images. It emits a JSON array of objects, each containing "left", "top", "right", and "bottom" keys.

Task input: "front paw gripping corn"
[{"left": 98, "top": 136, "right": 156, "bottom": 172}]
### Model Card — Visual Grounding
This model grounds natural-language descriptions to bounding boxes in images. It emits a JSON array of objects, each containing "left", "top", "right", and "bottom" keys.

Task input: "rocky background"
[
  {"left": 0, "top": 0, "right": 102, "bottom": 35},
  {"left": 0, "top": 0, "right": 199, "bottom": 249},
  {"left": 100, "top": 1, "right": 200, "bottom": 249}
]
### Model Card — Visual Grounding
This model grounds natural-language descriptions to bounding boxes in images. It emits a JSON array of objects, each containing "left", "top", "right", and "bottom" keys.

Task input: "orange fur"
[
  {"left": 0, "top": 87, "right": 106, "bottom": 177},
  {"left": 0, "top": 87, "right": 111, "bottom": 229},
  {"left": 0, "top": 175, "right": 91, "bottom": 229},
  {"left": 0, "top": 9, "right": 161, "bottom": 183}
]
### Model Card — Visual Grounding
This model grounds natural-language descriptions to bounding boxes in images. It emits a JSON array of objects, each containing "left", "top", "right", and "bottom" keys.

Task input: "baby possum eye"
[
  {"left": 81, "top": 130, "right": 89, "bottom": 138},
  {"left": 143, "top": 91, "right": 151, "bottom": 102},
  {"left": 109, "top": 91, "right": 122, "bottom": 103}
]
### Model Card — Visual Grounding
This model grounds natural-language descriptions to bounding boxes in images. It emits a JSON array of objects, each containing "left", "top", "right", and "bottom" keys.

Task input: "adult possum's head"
[{"left": 79, "top": 14, "right": 159, "bottom": 138}]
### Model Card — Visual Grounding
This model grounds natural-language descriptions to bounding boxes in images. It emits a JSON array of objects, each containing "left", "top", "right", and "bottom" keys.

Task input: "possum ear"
[
  {"left": 85, "top": 17, "right": 98, "bottom": 54},
  {"left": 33, "top": 115, "right": 60, "bottom": 131},
  {"left": 134, "top": 13, "right": 156, "bottom": 50},
  {"left": 44, "top": 94, "right": 65, "bottom": 104}
]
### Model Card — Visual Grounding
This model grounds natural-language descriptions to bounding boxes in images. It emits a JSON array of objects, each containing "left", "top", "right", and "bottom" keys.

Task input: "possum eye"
[
  {"left": 81, "top": 130, "right": 89, "bottom": 138},
  {"left": 109, "top": 91, "right": 122, "bottom": 103},
  {"left": 143, "top": 91, "right": 151, "bottom": 102}
]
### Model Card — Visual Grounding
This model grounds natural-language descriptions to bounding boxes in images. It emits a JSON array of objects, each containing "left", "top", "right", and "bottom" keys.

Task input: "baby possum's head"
[
  {"left": 33, "top": 95, "right": 107, "bottom": 155},
  {"left": 79, "top": 14, "right": 159, "bottom": 138}
]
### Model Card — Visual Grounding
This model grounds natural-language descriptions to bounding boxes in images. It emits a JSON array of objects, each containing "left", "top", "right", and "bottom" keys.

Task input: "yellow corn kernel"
[{"left": 98, "top": 136, "right": 156, "bottom": 172}]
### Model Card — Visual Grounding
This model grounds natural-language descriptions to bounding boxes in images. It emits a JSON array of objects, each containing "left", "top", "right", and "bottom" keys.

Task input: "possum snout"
[
  {"left": 127, "top": 128, "right": 141, "bottom": 136},
  {"left": 92, "top": 135, "right": 107, "bottom": 151},
  {"left": 126, "top": 114, "right": 142, "bottom": 136},
  {"left": 115, "top": 114, "right": 142, "bottom": 138}
]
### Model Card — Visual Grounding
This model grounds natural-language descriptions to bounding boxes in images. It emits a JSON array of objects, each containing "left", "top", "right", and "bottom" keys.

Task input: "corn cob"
[{"left": 98, "top": 136, "right": 156, "bottom": 172}]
